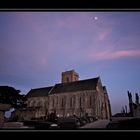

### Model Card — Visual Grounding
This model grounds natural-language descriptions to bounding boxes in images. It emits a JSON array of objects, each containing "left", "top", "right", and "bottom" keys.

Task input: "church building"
[{"left": 12, "top": 70, "right": 112, "bottom": 120}]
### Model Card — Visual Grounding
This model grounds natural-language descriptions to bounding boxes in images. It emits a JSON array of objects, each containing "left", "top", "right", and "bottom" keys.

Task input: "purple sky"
[{"left": 1, "top": 12, "right": 140, "bottom": 115}]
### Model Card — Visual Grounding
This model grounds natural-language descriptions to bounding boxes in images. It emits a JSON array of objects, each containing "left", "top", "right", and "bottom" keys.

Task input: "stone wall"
[
  {"left": 11, "top": 78, "right": 112, "bottom": 120},
  {"left": 104, "top": 94, "right": 111, "bottom": 119},
  {"left": 11, "top": 109, "right": 35, "bottom": 121},
  {"left": 95, "top": 78, "right": 112, "bottom": 119},
  {"left": 27, "top": 97, "right": 48, "bottom": 108},
  {"left": 26, "top": 97, "right": 48, "bottom": 119},
  {"left": 48, "top": 90, "right": 98, "bottom": 118},
  {"left": 11, "top": 97, "right": 49, "bottom": 121},
  {"left": 17, "top": 87, "right": 111, "bottom": 120}
]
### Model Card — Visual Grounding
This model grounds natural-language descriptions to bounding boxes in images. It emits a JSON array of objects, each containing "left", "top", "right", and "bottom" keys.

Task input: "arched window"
[
  {"left": 56, "top": 96, "right": 58, "bottom": 106},
  {"left": 34, "top": 101, "right": 37, "bottom": 107},
  {"left": 30, "top": 101, "right": 32, "bottom": 107},
  {"left": 52, "top": 98, "right": 54, "bottom": 108},
  {"left": 80, "top": 97, "right": 81, "bottom": 107},
  {"left": 70, "top": 97, "right": 72, "bottom": 108},
  {"left": 41, "top": 100, "right": 45, "bottom": 107},
  {"left": 66, "top": 77, "right": 69, "bottom": 82},
  {"left": 30, "top": 100, "right": 36, "bottom": 107},
  {"left": 37, "top": 101, "right": 41, "bottom": 107},
  {"left": 73, "top": 95, "right": 76, "bottom": 107},
  {"left": 61, "top": 98, "right": 64, "bottom": 108},
  {"left": 89, "top": 96, "right": 92, "bottom": 107}
]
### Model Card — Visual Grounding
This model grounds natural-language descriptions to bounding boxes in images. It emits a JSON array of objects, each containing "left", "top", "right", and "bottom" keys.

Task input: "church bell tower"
[{"left": 61, "top": 69, "right": 79, "bottom": 83}]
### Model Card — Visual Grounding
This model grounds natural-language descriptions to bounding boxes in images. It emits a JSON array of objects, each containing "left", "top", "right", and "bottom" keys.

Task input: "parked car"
[{"left": 57, "top": 117, "right": 81, "bottom": 129}]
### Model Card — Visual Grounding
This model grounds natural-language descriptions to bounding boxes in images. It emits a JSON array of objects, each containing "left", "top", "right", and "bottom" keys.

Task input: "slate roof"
[
  {"left": 26, "top": 86, "right": 53, "bottom": 98},
  {"left": 26, "top": 77, "right": 99, "bottom": 97},
  {"left": 50, "top": 77, "right": 99, "bottom": 94}
]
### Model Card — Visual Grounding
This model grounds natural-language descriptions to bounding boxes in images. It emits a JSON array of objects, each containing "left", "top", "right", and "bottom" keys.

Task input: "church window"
[
  {"left": 73, "top": 95, "right": 76, "bottom": 107},
  {"left": 37, "top": 101, "right": 41, "bottom": 107},
  {"left": 80, "top": 97, "right": 82, "bottom": 107},
  {"left": 56, "top": 97, "right": 58, "bottom": 105},
  {"left": 66, "top": 77, "right": 69, "bottom": 82},
  {"left": 30, "top": 101, "right": 33, "bottom": 107},
  {"left": 30, "top": 101, "right": 35, "bottom": 107},
  {"left": 62, "top": 98, "right": 64, "bottom": 108},
  {"left": 70, "top": 97, "right": 72, "bottom": 108},
  {"left": 52, "top": 98, "right": 54, "bottom": 108},
  {"left": 89, "top": 96, "right": 92, "bottom": 107}
]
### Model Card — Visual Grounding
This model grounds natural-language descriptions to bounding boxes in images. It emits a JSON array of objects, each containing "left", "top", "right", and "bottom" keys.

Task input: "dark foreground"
[
  {"left": 107, "top": 118, "right": 140, "bottom": 130},
  {"left": 1, "top": 118, "right": 140, "bottom": 130}
]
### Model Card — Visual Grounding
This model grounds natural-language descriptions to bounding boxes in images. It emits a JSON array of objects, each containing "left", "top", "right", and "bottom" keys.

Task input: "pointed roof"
[
  {"left": 50, "top": 77, "right": 99, "bottom": 94},
  {"left": 26, "top": 86, "right": 53, "bottom": 98},
  {"left": 26, "top": 77, "right": 99, "bottom": 97}
]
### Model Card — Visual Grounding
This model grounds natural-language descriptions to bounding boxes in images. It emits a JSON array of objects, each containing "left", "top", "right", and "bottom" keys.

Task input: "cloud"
[
  {"left": 98, "top": 31, "right": 110, "bottom": 41},
  {"left": 98, "top": 32, "right": 107, "bottom": 41},
  {"left": 89, "top": 49, "right": 140, "bottom": 60}
]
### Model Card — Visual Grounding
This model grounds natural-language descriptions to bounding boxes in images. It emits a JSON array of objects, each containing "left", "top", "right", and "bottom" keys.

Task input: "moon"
[{"left": 94, "top": 16, "right": 98, "bottom": 20}]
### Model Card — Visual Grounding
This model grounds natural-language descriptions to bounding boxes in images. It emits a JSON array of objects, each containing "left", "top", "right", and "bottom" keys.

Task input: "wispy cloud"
[
  {"left": 89, "top": 49, "right": 140, "bottom": 60},
  {"left": 98, "top": 29, "right": 112, "bottom": 41}
]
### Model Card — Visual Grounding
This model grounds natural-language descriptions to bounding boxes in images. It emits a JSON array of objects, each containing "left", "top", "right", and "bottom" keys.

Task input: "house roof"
[
  {"left": 26, "top": 77, "right": 99, "bottom": 97},
  {"left": 50, "top": 77, "right": 99, "bottom": 94},
  {"left": 26, "top": 86, "right": 53, "bottom": 98}
]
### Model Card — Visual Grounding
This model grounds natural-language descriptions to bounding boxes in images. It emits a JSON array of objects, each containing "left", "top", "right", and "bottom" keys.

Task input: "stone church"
[{"left": 12, "top": 70, "right": 112, "bottom": 120}]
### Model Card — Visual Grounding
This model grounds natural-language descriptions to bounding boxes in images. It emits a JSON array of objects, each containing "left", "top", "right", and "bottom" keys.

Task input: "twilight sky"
[{"left": 1, "top": 11, "right": 140, "bottom": 115}]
